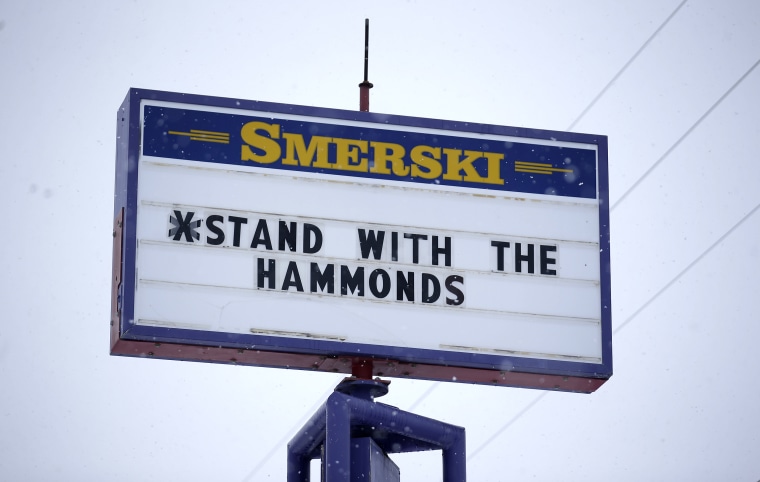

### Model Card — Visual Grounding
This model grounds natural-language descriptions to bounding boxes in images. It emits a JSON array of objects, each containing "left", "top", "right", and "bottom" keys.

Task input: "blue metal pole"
[
  {"left": 324, "top": 392, "right": 352, "bottom": 482},
  {"left": 287, "top": 403, "right": 327, "bottom": 482},
  {"left": 285, "top": 452, "right": 310, "bottom": 482},
  {"left": 443, "top": 434, "right": 467, "bottom": 481}
]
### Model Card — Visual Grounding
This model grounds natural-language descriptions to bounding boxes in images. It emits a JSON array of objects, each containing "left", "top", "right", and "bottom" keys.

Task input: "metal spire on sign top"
[{"left": 359, "top": 18, "right": 373, "bottom": 112}]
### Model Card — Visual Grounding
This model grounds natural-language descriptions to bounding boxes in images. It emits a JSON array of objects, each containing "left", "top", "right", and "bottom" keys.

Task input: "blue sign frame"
[{"left": 112, "top": 88, "right": 611, "bottom": 393}]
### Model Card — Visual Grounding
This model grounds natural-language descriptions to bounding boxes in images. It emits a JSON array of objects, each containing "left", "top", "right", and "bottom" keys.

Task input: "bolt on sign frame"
[{"left": 111, "top": 88, "right": 611, "bottom": 393}]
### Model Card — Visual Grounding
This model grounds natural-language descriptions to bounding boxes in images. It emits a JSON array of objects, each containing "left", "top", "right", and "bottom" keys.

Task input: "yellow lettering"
[
  {"left": 481, "top": 151, "right": 504, "bottom": 184},
  {"left": 442, "top": 148, "right": 503, "bottom": 185},
  {"left": 333, "top": 137, "right": 368, "bottom": 172},
  {"left": 369, "top": 141, "right": 409, "bottom": 176},
  {"left": 410, "top": 145, "right": 442, "bottom": 179},
  {"left": 241, "top": 122, "right": 281, "bottom": 164},
  {"left": 282, "top": 133, "right": 331, "bottom": 168}
]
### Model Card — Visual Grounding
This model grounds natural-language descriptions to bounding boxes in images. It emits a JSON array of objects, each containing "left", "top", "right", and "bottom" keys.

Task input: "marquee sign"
[{"left": 111, "top": 88, "right": 612, "bottom": 392}]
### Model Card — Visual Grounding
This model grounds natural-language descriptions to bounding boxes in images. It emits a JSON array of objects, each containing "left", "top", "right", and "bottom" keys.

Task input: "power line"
[
  {"left": 567, "top": 0, "right": 688, "bottom": 131},
  {"left": 611, "top": 56, "right": 760, "bottom": 211},
  {"left": 467, "top": 392, "right": 548, "bottom": 460},
  {"left": 407, "top": 380, "right": 440, "bottom": 412},
  {"left": 612, "top": 201, "right": 760, "bottom": 334}
]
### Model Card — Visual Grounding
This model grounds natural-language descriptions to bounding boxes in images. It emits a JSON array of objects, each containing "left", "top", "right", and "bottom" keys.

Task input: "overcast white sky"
[{"left": 1, "top": 1, "right": 759, "bottom": 480}]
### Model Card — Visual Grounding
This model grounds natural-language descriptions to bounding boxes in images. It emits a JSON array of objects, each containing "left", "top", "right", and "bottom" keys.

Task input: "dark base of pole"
[{"left": 335, "top": 377, "right": 389, "bottom": 400}]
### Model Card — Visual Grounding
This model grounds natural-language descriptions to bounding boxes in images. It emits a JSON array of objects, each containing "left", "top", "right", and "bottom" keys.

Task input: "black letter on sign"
[
  {"left": 421, "top": 273, "right": 441, "bottom": 303},
  {"left": 310, "top": 263, "right": 335, "bottom": 294},
  {"left": 490, "top": 240, "right": 510, "bottom": 271},
  {"left": 228, "top": 215, "right": 248, "bottom": 247},
  {"left": 282, "top": 261, "right": 304, "bottom": 292},
  {"left": 445, "top": 275, "right": 465, "bottom": 306},
  {"left": 432, "top": 236, "right": 452, "bottom": 267},
  {"left": 396, "top": 271, "right": 415, "bottom": 302},
  {"left": 169, "top": 210, "right": 201, "bottom": 242},
  {"left": 514, "top": 243, "right": 534, "bottom": 274},
  {"left": 279, "top": 220, "right": 297, "bottom": 252},
  {"left": 256, "top": 258, "right": 276, "bottom": 289},
  {"left": 206, "top": 215, "right": 225, "bottom": 245},
  {"left": 303, "top": 223, "right": 323, "bottom": 254},
  {"left": 404, "top": 233, "right": 428, "bottom": 264},
  {"left": 340, "top": 265, "right": 365, "bottom": 296},
  {"left": 369, "top": 268, "right": 391, "bottom": 299},
  {"left": 251, "top": 219, "right": 273, "bottom": 250},
  {"left": 540, "top": 245, "right": 557, "bottom": 276},
  {"left": 358, "top": 229, "right": 385, "bottom": 260}
]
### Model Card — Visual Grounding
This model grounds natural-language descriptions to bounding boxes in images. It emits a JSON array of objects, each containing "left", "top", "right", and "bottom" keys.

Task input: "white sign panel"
[{"left": 112, "top": 88, "right": 611, "bottom": 392}]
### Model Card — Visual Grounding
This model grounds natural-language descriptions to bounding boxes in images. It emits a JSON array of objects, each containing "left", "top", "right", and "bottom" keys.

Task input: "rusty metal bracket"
[{"left": 110, "top": 208, "right": 124, "bottom": 351}]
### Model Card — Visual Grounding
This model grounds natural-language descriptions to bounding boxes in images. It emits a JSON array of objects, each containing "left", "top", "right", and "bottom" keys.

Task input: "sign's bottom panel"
[{"left": 133, "top": 279, "right": 602, "bottom": 363}]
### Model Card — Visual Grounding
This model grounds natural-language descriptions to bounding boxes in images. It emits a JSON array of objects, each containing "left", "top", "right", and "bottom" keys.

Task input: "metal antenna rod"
[
  {"left": 359, "top": 18, "right": 373, "bottom": 112},
  {"left": 363, "top": 19, "right": 370, "bottom": 83}
]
